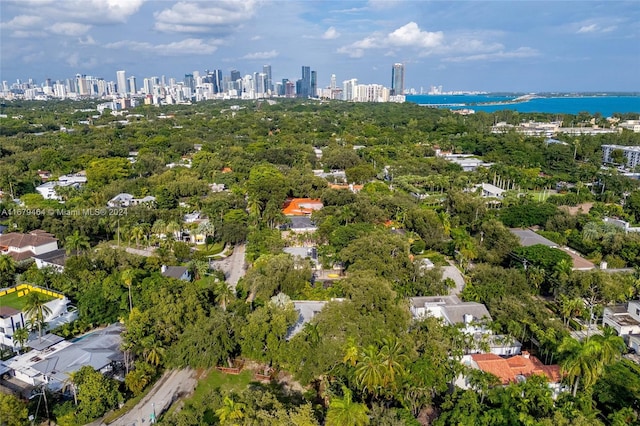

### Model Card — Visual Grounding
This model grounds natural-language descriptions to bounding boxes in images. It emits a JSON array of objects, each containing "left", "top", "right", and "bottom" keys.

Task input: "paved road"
[
  {"left": 107, "top": 369, "right": 198, "bottom": 426},
  {"left": 211, "top": 244, "right": 247, "bottom": 289},
  {"left": 443, "top": 262, "right": 466, "bottom": 295}
]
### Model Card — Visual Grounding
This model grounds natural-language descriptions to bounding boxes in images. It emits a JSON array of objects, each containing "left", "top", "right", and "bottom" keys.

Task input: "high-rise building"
[
  {"left": 128, "top": 76, "right": 137, "bottom": 95},
  {"left": 184, "top": 74, "right": 195, "bottom": 91},
  {"left": 116, "top": 70, "right": 127, "bottom": 95},
  {"left": 210, "top": 69, "right": 223, "bottom": 93},
  {"left": 263, "top": 65, "right": 273, "bottom": 93},
  {"left": 330, "top": 74, "right": 337, "bottom": 90},
  {"left": 391, "top": 63, "right": 405, "bottom": 96},
  {"left": 230, "top": 69, "right": 241, "bottom": 82},
  {"left": 311, "top": 71, "right": 317, "bottom": 98},
  {"left": 299, "top": 66, "right": 311, "bottom": 98}
]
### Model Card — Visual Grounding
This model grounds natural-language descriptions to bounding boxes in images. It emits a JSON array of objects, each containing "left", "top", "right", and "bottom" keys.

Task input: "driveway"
[
  {"left": 106, "top": 369, "right": 198, "bottom": 426},
  {"left": 210, "top": 244, "right": 247, "bottom": 289},
  {"left": 443, "top": 261, "right": 466, "bottom": 295}
]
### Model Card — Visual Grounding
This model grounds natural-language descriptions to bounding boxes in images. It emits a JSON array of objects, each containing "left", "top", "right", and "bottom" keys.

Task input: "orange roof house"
[
  {"left": 282, "top": 198, "right": 323, "bottom": 216},
  {"left": 470, "top": 352, "right": 562, "bottom": 385}
]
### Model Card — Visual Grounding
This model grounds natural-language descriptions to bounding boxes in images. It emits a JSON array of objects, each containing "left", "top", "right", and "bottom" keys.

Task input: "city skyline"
[{"left": 1, "top": 1, "right": 639, "bottom": 92}]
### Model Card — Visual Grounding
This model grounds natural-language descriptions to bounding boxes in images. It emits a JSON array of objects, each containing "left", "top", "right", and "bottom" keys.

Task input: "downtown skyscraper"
[{"left": 391, "top": 63, "right": 405, "bottom": 96}]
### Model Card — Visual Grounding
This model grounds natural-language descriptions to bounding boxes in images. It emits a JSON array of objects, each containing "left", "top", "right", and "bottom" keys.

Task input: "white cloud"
[
  {"left": 154, "top": 0, "right": 259, "bottom": 33},
  {"left": 443, "top": 47, "right": 539, "bottom": 62},
  {"left": 338, "top": 22, "right": 443, "bottom": 57},
  {"left": 251, "top": 35, "right": 262, "bottom": 41},
  {"left": 106, "top": 38, "right": 220, "bottom": 55},
  {"left": 47, "top": 22, "right": 91, "bottom": 36},
  {"left": 577, "top": 23, "right": 617, "bottom": 34},
  {"left": 387, "top": 22, "right": 443, "bottom": 48},
  {"left": 6, "top": 0, "right": 145, "bottom": 24},
  {"left": 242, "top": 50, "right": 279, "bottom": 60},
  {"left": 2, "top": 15, "right": 43, "bottom": 29},
  {"left": 322, "top": 26, "right": 340, "bottom": 40}
]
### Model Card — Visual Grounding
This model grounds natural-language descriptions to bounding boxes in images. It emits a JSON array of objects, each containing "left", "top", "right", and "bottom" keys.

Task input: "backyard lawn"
[{"left": 0, "top": 290, "right": 54, "bottom": 311}]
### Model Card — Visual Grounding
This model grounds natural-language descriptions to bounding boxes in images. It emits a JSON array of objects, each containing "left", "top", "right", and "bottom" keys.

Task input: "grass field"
[
  {"left": 0, "top": 290, "right": 54, "bottom": 311},
  {"left": 190, "top": 369, "right": 254, "bottom": 402}
]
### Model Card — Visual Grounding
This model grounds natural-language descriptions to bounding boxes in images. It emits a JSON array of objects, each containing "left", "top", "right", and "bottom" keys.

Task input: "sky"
[{"left": 1, "top": 0, "right": 639, "bottom": 93}]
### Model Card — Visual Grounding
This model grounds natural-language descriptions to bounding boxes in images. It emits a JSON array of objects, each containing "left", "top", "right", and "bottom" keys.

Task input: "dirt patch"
[{"left": 561, "top": 202, "right": 594, "bottom": 216}]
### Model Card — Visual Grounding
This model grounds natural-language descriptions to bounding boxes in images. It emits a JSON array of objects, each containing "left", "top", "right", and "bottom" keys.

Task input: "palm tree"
[
  {"left": 23, "top": 291, "right": 53, "bottom": 338},
  {"left": 129, "top": 225, "right": 145, "bottom": 248},
  {"left": 142, "top": 336, "right": 165, "bottom": 367},
  {"left": 12, "top": 326, "right": 29, "bottom": 352},
  {"left": 0, "top": 254, "right": 16, "bottom": 286},
  {"left": 65, "top": 230, "right": 90, "bottom": 256},
  {"left": 215, "top": 396, "right": 246, "bottom": 425},
  {"left": 355, "top": 345, "right": 385, "bottom": 396},
  {"left": 197, "top": 220, "right": 216, "bottom": 248},
  {"left": 558, "top": 331, "right": 626, "bottom": 397},
  {"left": 558, "top": 295, "right": 583, "bottom": 326},
  {"left": 326, "top": 386, "right": 370, "bottom": 426},
  {"left": 379, "top": 337, "right": 408, "bottom": 390},
  {"left": 151, "top": 219, "right": 167, "bottom": 238},
  {"left": 167, "top": 220, "right": 182, "bottom": 239},
  {"left": 342, "top": 337, "right": 359, "bottom": 367},
  {"left": 214, "top": 281, "right": 235, "bottom": 312},
  {"left": 121, "top": 269, "right": 135, "bottom": 312},
  {"left": 582, "top": 222, "right": 601, "bottom": 243},
  {"left": 189, "top": 259, "right": 209, "bottom": 280}
]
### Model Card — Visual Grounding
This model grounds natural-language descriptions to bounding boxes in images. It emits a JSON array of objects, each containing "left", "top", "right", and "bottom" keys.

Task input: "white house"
[
  {"left": 107, "top": 193, "right": 156, "bottom": 208},
  {"left": 602, "top": 300, "right": 640, "bottom": 337},
  {"left": 474, "top": 183, "right": 506, "bottom": 199},
  {"left": 0, "top": 286, "right": 75, "bottom": 349},
  {"left": 5, "top": 323, "right": 123, "bottom": 391},
  {"left": 409, "top": 295, "right": 521, "bottom": 356},
  {"left": 0, "top": 230, "right": 59, "bottom": 262},
  {"left": 35, "top": 172, "right": 87, "bottom": 200}
]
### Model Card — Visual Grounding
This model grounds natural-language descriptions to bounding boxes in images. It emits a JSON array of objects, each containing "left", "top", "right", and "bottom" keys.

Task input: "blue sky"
[{"left": 1, "top": 0, "right": 639, "bottom": 92}]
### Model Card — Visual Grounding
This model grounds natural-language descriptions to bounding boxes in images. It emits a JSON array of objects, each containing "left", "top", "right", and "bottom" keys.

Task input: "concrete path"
[
  {"left": 443, "top": 261, "right": 466, "bottom": 295},
  {"left": 210, "top": 244, "right": 247, "bottom": 289},
  {"left": 106, "top": 369, "right": 198, "bottom": 426}
]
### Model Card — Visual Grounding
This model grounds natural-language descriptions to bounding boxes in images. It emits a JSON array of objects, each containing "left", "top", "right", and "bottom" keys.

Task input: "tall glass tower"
[{"left": 391, "top": 63, "right": 405, "bottom": 96}]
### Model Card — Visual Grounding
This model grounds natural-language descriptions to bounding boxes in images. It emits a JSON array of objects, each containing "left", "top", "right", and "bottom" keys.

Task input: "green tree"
[
  {"left": 12, "top": 326, "right": 29, "bottom": 352},
  {"left": 65, "top": 230, "right": 90, "bottom": 256},
  {"left": 74, "top": 366, "right": 123, "bottom": 423},
  {"left": 558, "top": 330, "right": 626, "bottom": 397},
  {"left": 215, "top": 396, "right": 246, "bottom": 425},
  {"left": 0, "top": 254, "right": 16, "bottom": 287},
  {"left": 0, "top": 393, "right": 29, "bottom": 426},
  {"left": 215, "top": 281, "right": 235, "bottom": 312},
  {"left": 326, "top": 386, "right": 370, "bottom": 426},
  {"left": 23, "top": 291, "right": 52, "bottom": 338}
]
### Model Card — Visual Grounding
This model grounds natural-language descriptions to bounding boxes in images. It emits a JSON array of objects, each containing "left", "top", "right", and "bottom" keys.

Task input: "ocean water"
[{"left": 406, "top": 94, "right": 640, "bottom": 116}]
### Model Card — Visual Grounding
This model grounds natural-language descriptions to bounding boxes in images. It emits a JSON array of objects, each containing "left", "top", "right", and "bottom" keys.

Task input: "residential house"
[
  {"left": 281, "top": 198, "right": 323, "bottom": 234},
  {"left": 474, "top": 183, "right": 506, "bottom": 199},
  {"left": 0, "top": 285, "right": 76, "bottom": 349},
  {"left": 602, "top": 300, "right": 640, "bottom": 339},
  {"left": 283, "top": 246, "right": 320, "bottom": 270},
  {"left": 33, "top": 249, "right": 69, "bottom": 272},
  {"left": 409, "top": 295, "right": 521, "bottom": 356},
  {"left": 107, "top": 193, "right": 156, "bottom": 208},
  {"left": 5, "top": 323, "right": 123, "bottom": 391},
  {"left": 510, "top": 228, "right": 595, "bottom": 271},
  {"left": 459, "top": 351, "right": 563, "bottom": 395},
  {"left": 604, "top": 217, "right": 640, "bottom": 233},
  {"left": 0, "top": 230, "right": 58, "bottom": 262},
  {"left": 35, "top": 172, "right": 87, "bottom": 200},
  {"left": 160, "top": 265, "right": 191, "bottom": 281},
  {"left": 287, "top": 301, "right": 328, "bottom": 339}
]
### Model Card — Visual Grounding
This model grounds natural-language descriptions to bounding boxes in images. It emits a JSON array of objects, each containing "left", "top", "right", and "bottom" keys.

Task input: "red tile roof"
[
  {"left": 282, "top": 198, "right": 323, "bottom": 216},
  {"left": 471, "top": 352, "right": 561, "bottom": 385},
  {"left": 0, "top": 231, "right": 57, "bottom": 249}
]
